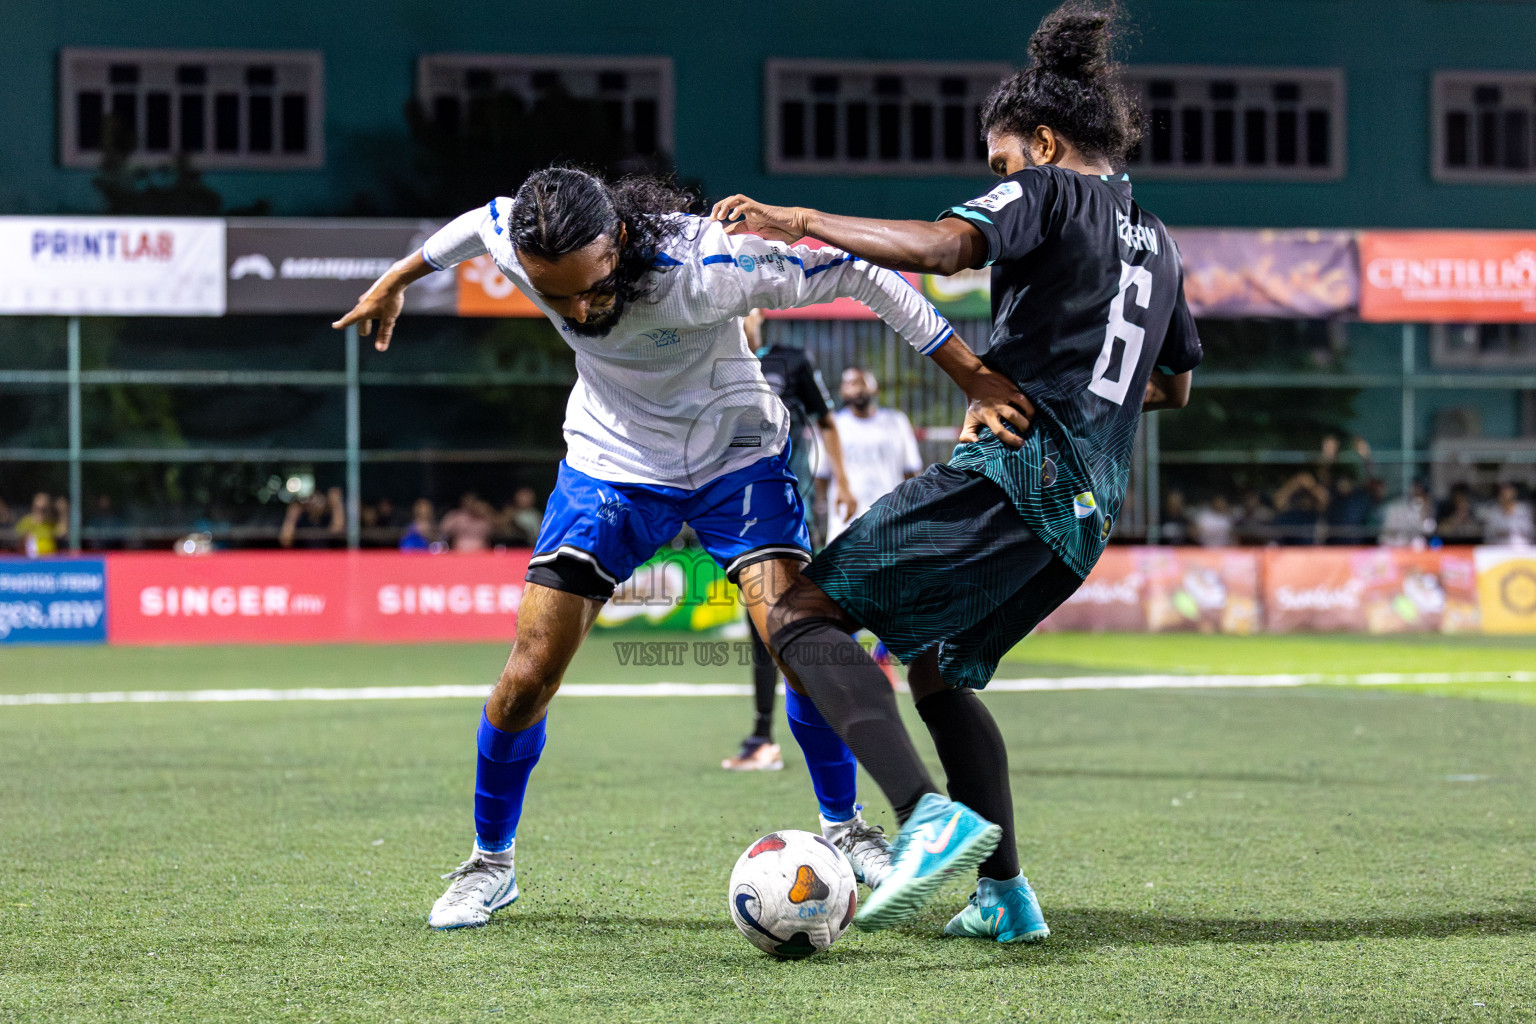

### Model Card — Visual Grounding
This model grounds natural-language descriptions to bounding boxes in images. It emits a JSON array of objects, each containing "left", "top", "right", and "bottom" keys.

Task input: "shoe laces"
[
  {"left": 839, "top": 818, "right": 890, "bottom": 862},
  {"left": 438, "top": 856, "right": 504, "bottom": 906}
]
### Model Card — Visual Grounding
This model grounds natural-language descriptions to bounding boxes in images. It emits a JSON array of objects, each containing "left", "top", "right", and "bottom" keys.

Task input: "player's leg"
[
  {"left": 721, "top": 611, "right": 783, "bottom": 771},
  {"left": 687, "top": 449, "right": 889, "bottom": 883},
  {"left": 921, "top": 555, "right": 1083, "bottom": 943},
  {"left": 766, "top": 466, "right": 1052, "bottom": 928},
  {"left": 431, "top": 461, "right": 681, "bottom": 930},
  {"left": 430, "top": 583, "right": 601, "bottom": 930}
]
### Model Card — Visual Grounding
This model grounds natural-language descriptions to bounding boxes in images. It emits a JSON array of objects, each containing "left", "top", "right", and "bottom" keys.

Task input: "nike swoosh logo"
[
  {"left": 989, "top": 906, "right": 1006, "bottom": 934},
  {"left": 921, "top": 812, "right": 961, "bottom": 855}
]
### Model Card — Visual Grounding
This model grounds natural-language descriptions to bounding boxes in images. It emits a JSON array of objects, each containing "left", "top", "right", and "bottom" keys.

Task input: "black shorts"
[{"left": 802, "top": 464, "right": 1085, "bottom": 690}]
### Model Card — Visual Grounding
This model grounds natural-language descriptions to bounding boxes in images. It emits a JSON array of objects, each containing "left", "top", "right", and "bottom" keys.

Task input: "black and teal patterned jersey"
[{"left": 939, "top": 165, "right": 1203, "bottom": 578}]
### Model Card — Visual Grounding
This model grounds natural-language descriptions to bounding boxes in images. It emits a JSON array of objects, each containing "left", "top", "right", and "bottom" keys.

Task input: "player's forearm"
[
  {"left": 1142, "top": 370, "right": 1192, "bottom": 411},
  {"left": 799, "top": 209, "right": 978, "bottom": 275}
]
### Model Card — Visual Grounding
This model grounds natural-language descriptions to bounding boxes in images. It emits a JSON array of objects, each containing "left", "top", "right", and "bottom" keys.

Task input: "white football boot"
[
  {"left": 428, "top": 842, "right": 518, "bottom": 930},
  {"left": 822, "top": 807, "right": 894, "bottom": 889}
]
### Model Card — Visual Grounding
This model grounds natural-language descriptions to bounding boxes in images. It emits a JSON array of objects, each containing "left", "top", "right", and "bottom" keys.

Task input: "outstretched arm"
[
  {"left": 710, "top": 196, "right": 987, "bottom": 276},
  {"left": 1142, "top": 370, "right": 1192, "bottom": 411},
  {"left": 332, "top": 205, "right": 493, "bottom": 351}
]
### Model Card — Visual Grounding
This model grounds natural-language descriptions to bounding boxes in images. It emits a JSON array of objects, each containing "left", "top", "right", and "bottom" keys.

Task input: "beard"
[{"left": 566, "top": 291, "right": 628, "bottom": 337}]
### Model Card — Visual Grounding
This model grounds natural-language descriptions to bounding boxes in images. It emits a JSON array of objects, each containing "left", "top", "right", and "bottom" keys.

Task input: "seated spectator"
[
  {"left": 439, "top": 493, "right": 496, "bottom": 553},
  {"left": 400, "top": 499, "right": 439, "bottom": 552},
  {"left": 1192, "top": 495, "right": 1236, "bottom": 547},
  {"left": 1436, "top": 483, "right": 1482, "bottom": 544},
  {"left": 1272, "top": 472, "right": 1329, "bottom": 545},
  {"left": 14, "top": 492, "right": 68, "bottom": 557},
  {"left": 500, "top": 487, "right": 544, "bottom": 547},
  {"left": 1378, "top": 480, "right": 1435, "bottom": 548},
  {"left": 280, "top": 487, "right": 345, "bottom": 549},
  {"left": 1160, "top": 489, "right": 1191, "bottom": 545},
  {"left": 1480, "top": 482, "right": 1534, "bottom": 545},
  {"left": 1234, "top": 489, "right": 1276, "bottom": 545}
]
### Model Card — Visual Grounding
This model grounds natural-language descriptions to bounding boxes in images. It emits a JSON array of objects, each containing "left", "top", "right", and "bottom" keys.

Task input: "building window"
[
  {"left": 1434, "top": 72, "right": 1536, "bottom": 182},
  {"left": 59, "top": 48, "right": 324, "bottom": 169},
  {"left": 766, "top": 60, "right": 1011, "bottom": 176},
  {"left": 417, "top": 55, "right": 673, "bottom": 157},
  {"left": 1431, "top": 322, "right": 1536, "bottom": 368},
  {"left": 1120, "top": 66, "right": 1345, "bottom": 180}
]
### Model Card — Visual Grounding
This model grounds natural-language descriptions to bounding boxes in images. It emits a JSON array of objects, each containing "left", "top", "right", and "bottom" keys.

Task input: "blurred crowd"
[
  {"left": 1, "top": 487, "right": 546, "bottom": 555},
  {"left": 1161, "top": 437, "right": 1535, "bottom": 549}
]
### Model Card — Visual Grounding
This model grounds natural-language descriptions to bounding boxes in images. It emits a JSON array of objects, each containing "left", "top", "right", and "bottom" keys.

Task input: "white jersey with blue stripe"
[{"left": 421, "top": 203, "right": 954, "bottom": 489}]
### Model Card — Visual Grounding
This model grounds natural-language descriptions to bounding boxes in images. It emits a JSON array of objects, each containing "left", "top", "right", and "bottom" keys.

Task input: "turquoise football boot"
[
  {"left": 853, "top": 793, "right": 1002, "bottom": 931},
  {"left": 944, "top": 874, "right": 1051, "bottom": 943}
]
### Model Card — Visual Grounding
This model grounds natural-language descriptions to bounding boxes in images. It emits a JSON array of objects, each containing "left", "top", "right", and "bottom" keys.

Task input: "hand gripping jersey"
[
  {"left": 939, "top": 166, "right": 1203, "bottom": 578},
  {"left": 422, "top": 204, "right": 954, "bottom": 490}
]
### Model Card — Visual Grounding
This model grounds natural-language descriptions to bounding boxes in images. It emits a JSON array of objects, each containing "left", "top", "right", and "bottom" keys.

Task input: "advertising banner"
[
  {"left": 106, "top": 551, "right": 531, "bottom": 645},
  {"left": 1038, "top": 547, "right": 1146, "bottom": 632},
  {"left": 1138, "top": 547, "right": 1262, "bottom": 634},
  {"left": 455, "top": 253, "right": 546, "bottom": 317},
  {"left": 0, "top": 217, "right": 225, "bottom": 315},
  {"left": 1038, "top": 547, "right": 1260, "bottom": 634},
  {"left": 1359, "top": 231, "right": 1536, "bottom": 322},
  {"left": 0, "top": 558, "right": 107, "bottom": 645},
  {"left": 226, "top": 220, "right": 455, "bottom": 314},
  {"left": 1173, "top": 228, "right": 1358, "bottom": 319},
  {"left": 1474, "top": 547, "right": 1536, "bottom": 634},
  {"left": 1263, "top": 547, "right": 1478, "bottom": 634},
  {"left": 594, "top": 547, "right": 740, "bottom": 631}
]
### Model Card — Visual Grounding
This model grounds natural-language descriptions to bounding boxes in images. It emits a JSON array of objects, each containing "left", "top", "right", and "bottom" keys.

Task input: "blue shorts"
[{"left": 527, "top": 449, "right": 813, "bottom": 601}]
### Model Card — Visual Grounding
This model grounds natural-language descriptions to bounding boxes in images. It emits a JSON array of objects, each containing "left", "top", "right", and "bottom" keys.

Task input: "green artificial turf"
[{"left": 1, "top": 641, "right": 1534, "bottom": 1022}]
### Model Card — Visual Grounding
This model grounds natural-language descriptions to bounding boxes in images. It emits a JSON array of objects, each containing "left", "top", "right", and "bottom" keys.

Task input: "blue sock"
[
  {"left": 474, "top": 710, "right": 547, "bottom": 853},
  {"left": 784, "top": 687, "right": 858, "bottom": 821}
]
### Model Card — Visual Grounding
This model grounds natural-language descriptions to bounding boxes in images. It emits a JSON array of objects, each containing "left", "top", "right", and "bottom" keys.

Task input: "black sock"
[
  {"left": 915, "top": 687, "right": 1021, "bottom": 880},
  {"left": 771, "top": 620, "right": 937, "bottom": 822},
  {"left": 748, "top": 619, "right": 776, "bottom": 740}
]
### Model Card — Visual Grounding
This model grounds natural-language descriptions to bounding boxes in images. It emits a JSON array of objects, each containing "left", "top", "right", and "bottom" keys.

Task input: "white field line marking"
[{"left": 1, "top": 672, "right": 1531, "bottom": 707}]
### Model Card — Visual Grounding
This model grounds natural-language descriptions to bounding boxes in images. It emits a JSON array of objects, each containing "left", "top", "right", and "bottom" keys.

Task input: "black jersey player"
[{"left": 711, "top": 0, "right": 1202, "bottom": 940}]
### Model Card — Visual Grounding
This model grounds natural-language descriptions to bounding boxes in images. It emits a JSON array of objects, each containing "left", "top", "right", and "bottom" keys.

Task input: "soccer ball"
[{"left": 727, "top": 829, "right": 857, "bottom": 958}]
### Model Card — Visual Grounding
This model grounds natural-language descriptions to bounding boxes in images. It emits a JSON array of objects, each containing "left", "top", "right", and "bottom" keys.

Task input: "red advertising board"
[
  {"left": 1262, "top": 547, "right": 1478, "bottom": 634},
  {"left": 106, "top": 551, "right": 531, "bottom": 645},
  {"left": 1359, "top": 231, "right": 1536, "bottom": 323}
]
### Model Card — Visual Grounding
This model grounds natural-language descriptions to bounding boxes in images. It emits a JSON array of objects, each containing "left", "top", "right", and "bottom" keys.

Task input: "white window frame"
[
  {"left": 1432, "top": 70, "right": 1536, "bottom": 184},
  {"left": 765, "top": 59, "right": 1012, "bottom": 177},
  {"left": 58, "top": 47, "right": 325, "bottom": 170},
  {"left": 1430, "top": 322, "right": 1536, "bottom": 369},
  {"left": 1121, "top": 65, "right": 1346, "bottom": 181},
  {"left": 416, "top": 54, "right": 674, "bottom": 158}
]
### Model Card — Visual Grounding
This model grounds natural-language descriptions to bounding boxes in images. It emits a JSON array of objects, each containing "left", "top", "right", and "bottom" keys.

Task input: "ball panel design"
[{"left": 727, "top": 829, "right": 858, "bottom": 958}]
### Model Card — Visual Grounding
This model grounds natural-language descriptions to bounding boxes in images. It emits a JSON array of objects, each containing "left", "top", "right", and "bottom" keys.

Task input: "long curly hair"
[
  {"left": 979, "top": 1, "right": 1140, "bottom": 166},
  {"left": 508, "top": 167, "right": 695, "bottom": 308}
]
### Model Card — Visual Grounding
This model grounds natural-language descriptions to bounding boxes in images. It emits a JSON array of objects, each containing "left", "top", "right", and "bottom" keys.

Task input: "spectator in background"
[
  {"left": 1378, "top": 479, "right": 1436, "bottom": 548},
  {"left": 1319, "top": 437, "right": 1377, "bottom": 544},
  {"left": 816, "top": 367, "right": 922, "bottom": 541},
  {"left": 500, "top": 487, "right": 544, "bottom": 547},
  {"left": 1160, "top": 489, "right": 1191, "bottom": 545},
  {"left": 279, "top": 487, "right": 345, "bottom": 549},
  {"left": 439, "top": 492, "right": 496, "bottom": 552},
  {"left": 1272, "top": 472, "right": 1329, "bottom": 545},
  {"left": 1436, "top": 483, "right": 1482, "bottom": 544},
  {"left": 1192, "top": 495, "right": 1235, "bottom": 547},
  {"left": 1481, "top": 482, "right": 1534, "bottom": 545},
  {"left": 400, "top": 498, "right": 439, "bottom": 552},
  {"left": 15, "top": 492, "right": 68, "bottom": 557},
  {"left": 1234, "top": 488, "right": 1276, "bottom": 545}
]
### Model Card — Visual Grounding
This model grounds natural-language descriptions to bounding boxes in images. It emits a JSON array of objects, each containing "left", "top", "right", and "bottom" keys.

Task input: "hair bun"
[{"left": 1028, "top": 2, "right": 1113, "bottom": 82}]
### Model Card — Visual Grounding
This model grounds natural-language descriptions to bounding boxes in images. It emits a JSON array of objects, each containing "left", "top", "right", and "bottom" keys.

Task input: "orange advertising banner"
[
  {"left": 1263, "top": 547, "right": 1479, "bottom": 634},
  {"left": 1359, "top": 231, "right": 1536, "bottom": 323},
  {"left": 455, "top": 254, "right": 545, "bottom": 317}
]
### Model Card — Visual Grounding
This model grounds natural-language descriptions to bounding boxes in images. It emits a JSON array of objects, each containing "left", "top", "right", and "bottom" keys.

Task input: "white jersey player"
[
  {"left": 817, "top": 367, "right": 925, "bottom": 540},
  {"left": 332, "top": 167, "right": 1032, "bottom": 931}
]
